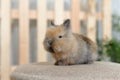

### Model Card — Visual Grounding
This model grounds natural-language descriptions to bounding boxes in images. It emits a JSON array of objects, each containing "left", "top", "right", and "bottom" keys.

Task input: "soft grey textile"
[{"left": 11, "top": 61, "right": 120, "bottom": 80}]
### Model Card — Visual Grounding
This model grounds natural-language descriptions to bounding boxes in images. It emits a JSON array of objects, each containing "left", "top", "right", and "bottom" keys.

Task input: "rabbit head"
[{"left": 43, "top": 19, "right": 73, "bottom": 53}]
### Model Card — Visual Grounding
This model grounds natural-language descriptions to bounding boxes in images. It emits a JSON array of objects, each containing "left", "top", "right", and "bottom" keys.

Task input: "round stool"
[{"left": 11, "top": 61, "right": 120, "bottom": 80}]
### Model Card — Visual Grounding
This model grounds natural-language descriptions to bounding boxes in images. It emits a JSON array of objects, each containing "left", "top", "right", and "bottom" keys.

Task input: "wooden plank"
[
  {"left": 71, "top": 0, "right": 80, "bottom": 33},
  {"left": 0, "top": 9, "right": 102, "bottom": 20},
  {"left": 19, "top": 0, "right": 29, "bottom": 64},
  {"left": 1, "top": 0, "right": 11, "bottom": 80},
  {"left": 102, "top": 0, "right": 112, "bottom": 42},
  {"left": 54, "top": 0, "right": 64, "bottom": 24},
  {"left": 47, "top": 11, "right": 54, "bottom": 20},
  {"left": 37, "top": 0, "right": 47, "bottom": 62},
  {"left": 87, "top": 0, "right": 96, "bottom": 42}
]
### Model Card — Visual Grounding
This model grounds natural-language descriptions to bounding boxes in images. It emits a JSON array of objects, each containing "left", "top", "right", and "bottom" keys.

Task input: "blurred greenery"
[
  {"left": 98, "top": 14, "right": 120, "bottom": 63},
  {"left": 103, "top": 39, "right": 120, "bottom": 63}
]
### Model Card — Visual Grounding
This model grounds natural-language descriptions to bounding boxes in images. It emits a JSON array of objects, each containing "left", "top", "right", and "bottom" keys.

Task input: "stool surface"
[{"left": 11, "top": 61, "right": 120, "bottom": 80}]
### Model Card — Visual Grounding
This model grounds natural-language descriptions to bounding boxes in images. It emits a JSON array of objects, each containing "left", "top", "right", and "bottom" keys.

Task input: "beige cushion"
[{"left": 11, "top": 61, "right": 120, "bottom": 80}]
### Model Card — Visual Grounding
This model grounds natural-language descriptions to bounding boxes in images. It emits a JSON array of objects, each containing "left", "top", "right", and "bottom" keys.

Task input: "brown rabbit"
[{"left": 43, "top": 19, "right": 98, "bottom": 65}]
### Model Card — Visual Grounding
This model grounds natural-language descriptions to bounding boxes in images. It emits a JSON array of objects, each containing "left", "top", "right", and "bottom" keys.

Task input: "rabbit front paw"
[{"left": 54, "top": 59, "right": 69, "bottom": 66}]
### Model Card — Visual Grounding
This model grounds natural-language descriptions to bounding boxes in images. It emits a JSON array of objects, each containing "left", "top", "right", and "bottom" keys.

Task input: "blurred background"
[
  {"left": 10, "top": 0, "right": 120, "bottom": 64},
  {"left": 1, "top": 0, "right": 120, "bottom": 66},
  {"left": 1, "top": 0, "right": 120, "bottom": 80}
]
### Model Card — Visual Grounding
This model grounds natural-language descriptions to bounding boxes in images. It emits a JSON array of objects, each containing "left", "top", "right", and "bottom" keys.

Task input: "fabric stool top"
[{"left": 11, "top": 61, "right": 120, "bottom": 80}]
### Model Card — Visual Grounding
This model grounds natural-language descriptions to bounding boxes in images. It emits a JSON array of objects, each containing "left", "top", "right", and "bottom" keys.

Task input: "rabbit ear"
[
  {"left": 51, "top": 20, "right": 55, "bottom": 26},
  {"left": 63, "top": 19, "right": 70, "bottom": 28}
]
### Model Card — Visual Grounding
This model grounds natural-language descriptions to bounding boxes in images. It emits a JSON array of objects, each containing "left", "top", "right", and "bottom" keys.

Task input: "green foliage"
[
  {"left": 104, "top": 39, "right": 120, "bottom": 63},
  {"left": 99, "top": 14, "right": 120, "bottom": 63}
]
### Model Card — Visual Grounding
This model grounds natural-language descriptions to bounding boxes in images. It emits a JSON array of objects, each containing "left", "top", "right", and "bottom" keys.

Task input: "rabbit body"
[{"left": 43, "top": 19, "right": 97, "bottom": 65}]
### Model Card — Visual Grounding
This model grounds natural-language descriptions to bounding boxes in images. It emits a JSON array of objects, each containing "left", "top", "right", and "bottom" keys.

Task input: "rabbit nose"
[{"left": 48, "top": 40, "right": 53, "bottom": 46}]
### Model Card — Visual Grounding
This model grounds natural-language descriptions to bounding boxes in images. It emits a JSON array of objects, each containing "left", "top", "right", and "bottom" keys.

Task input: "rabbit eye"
[{"left": 58, "top": 35, "right": 63, "bottom": 38}]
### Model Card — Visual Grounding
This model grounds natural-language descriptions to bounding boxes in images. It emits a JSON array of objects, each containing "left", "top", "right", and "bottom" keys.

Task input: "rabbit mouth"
[{"left": 48, "top": 46, "right": 55, "bottom": 53}]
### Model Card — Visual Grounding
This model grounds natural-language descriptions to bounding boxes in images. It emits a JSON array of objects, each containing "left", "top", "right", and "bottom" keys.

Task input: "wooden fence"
[{"left": 0, "top": 0, "right": 111, "bottom": 80}]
